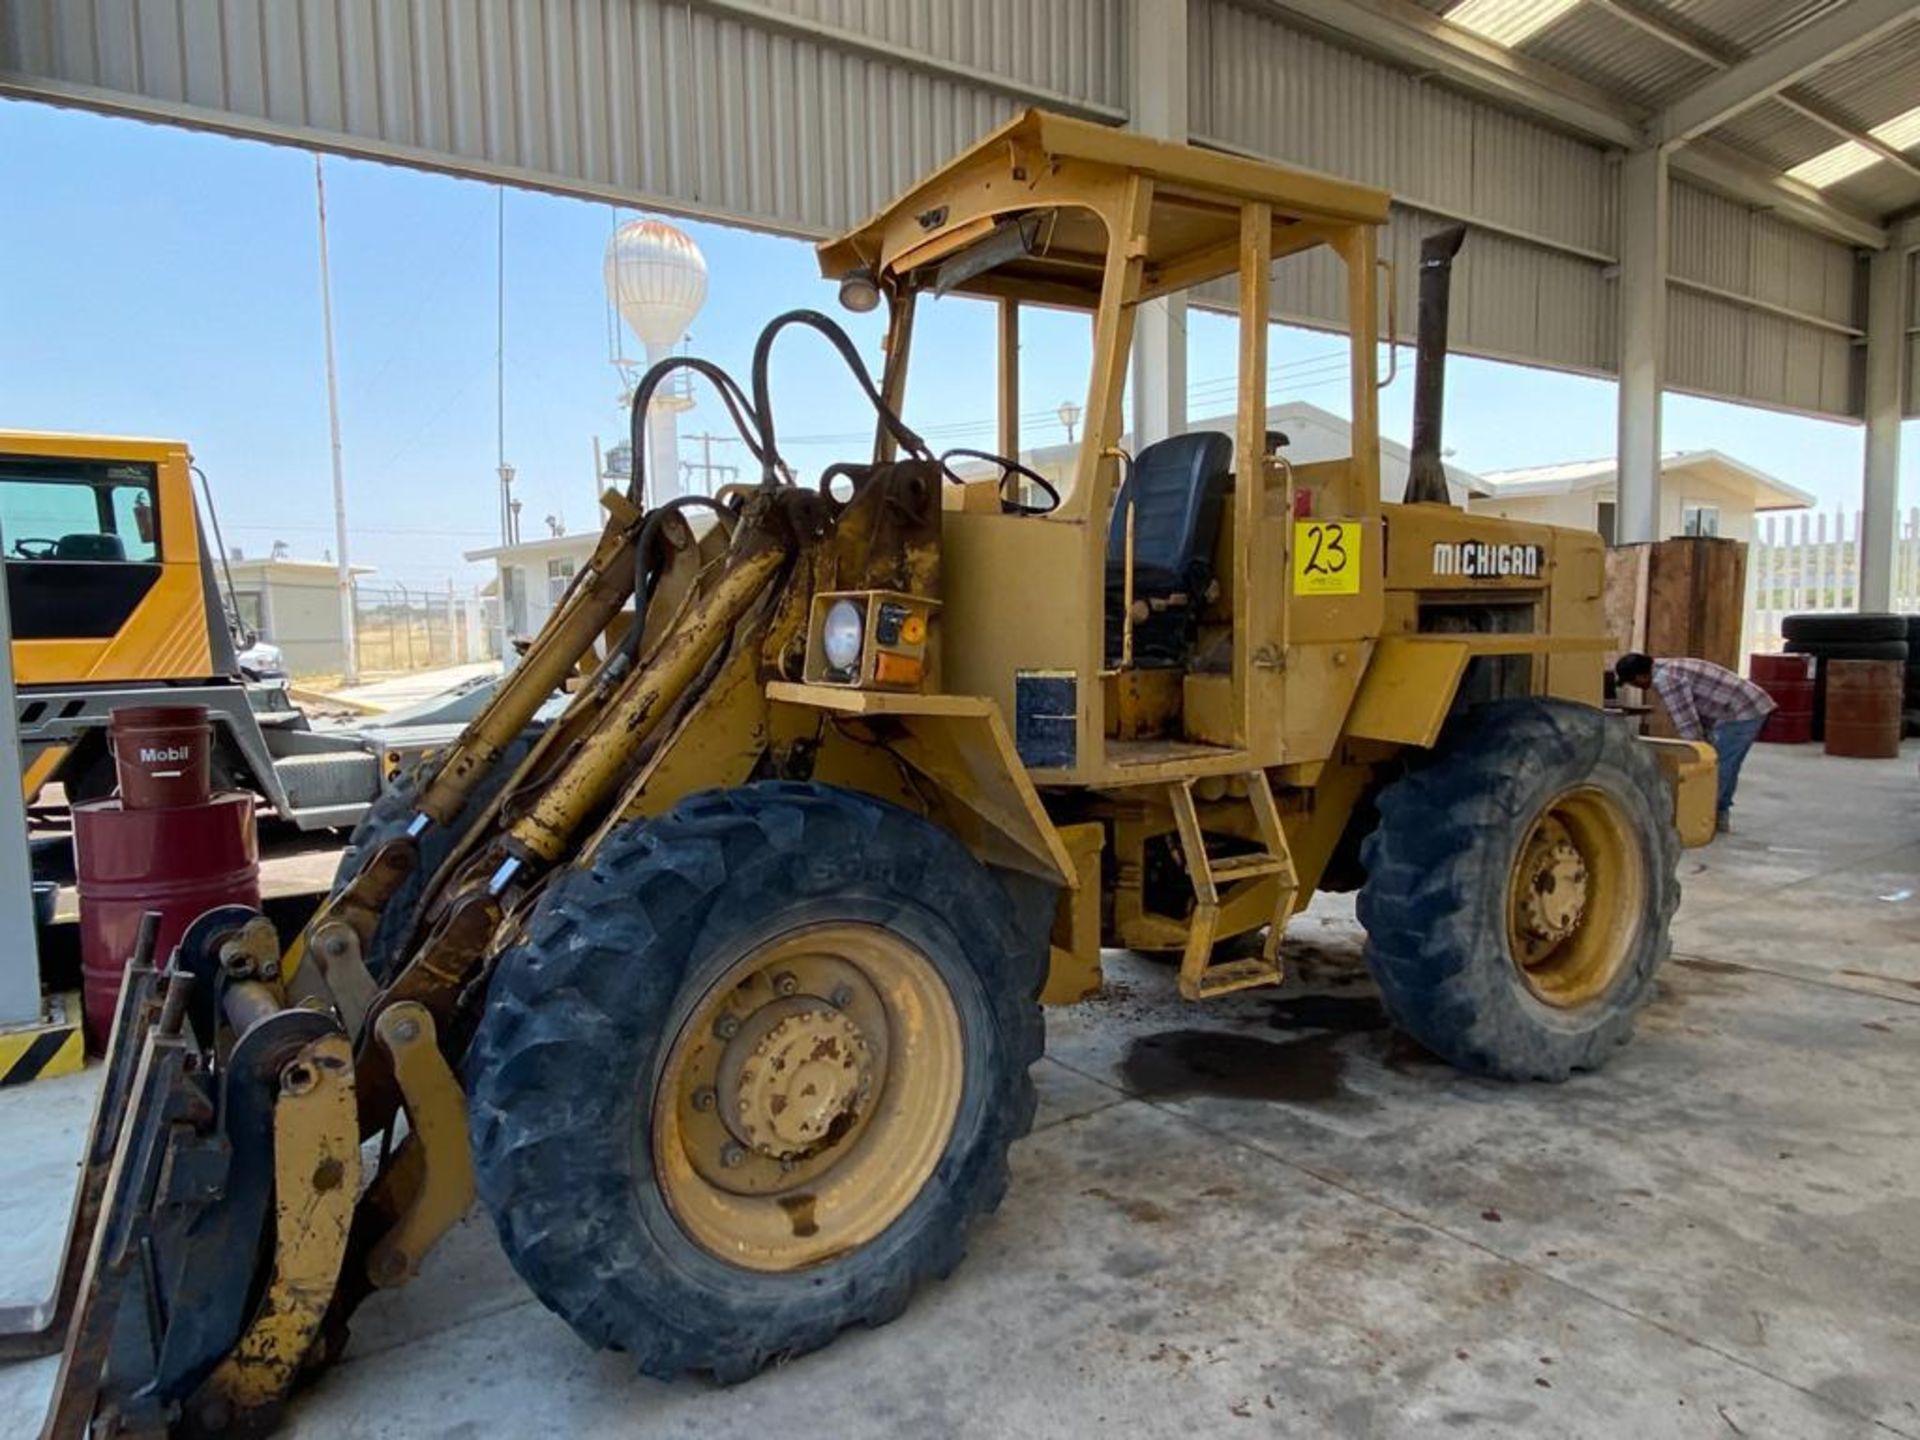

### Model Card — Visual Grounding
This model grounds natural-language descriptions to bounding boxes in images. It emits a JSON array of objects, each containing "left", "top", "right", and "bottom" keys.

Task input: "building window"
[
  {"left": 1681, "top": 503, "right": 1720, "bottom": 537},
  {"left": 503, "top": 565, "right": 528, "bottom": 636},
  {"left": 234, "top": 590, "right": 266, "bottom": 634},
  {"left": 546, "top": 557, "right": 576, "bottom": 605}
]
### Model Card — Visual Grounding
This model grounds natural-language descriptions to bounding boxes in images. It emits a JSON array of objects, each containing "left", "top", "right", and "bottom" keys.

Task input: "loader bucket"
[{"left": 4, "top": 908, "right": 361, "bottom": 1440}]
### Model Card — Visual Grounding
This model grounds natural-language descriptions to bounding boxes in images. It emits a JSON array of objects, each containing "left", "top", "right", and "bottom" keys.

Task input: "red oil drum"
[
  {"left": 1823, "top": 659, "right": 1903, "bottom": 759},
  {"left": 1751, "top": 653, "right": 1815, "bottom": 744},
  {"left": 74, "top": 792, "right": 259, "bottom": 1049},
  {"left": 108, "top": 704, "right": 213, "bottom": 809}
]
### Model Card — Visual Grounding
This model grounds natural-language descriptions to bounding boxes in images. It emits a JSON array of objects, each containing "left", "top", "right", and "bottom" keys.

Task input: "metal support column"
[
  {"left": 0, "top": 570, "right": 42, "bottom": 1026},
  {"left": 1860, "top": 243, "right": 1906, "bottom": 612},
  {"left": 1616, "top": 147, "right": 1668, "bottom": 546},
  {"left": 1129, "top": 0, "right": 1188, "bottom": 448}
]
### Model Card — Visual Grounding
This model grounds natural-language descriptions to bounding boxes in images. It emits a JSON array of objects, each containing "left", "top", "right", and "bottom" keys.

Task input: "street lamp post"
[{"left": 1057, "top": 400, "right": 1083, "bottom": 446}]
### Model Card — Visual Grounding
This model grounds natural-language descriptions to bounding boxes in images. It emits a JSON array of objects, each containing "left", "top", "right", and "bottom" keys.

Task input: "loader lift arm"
[{"left": 10, "top": 312, "right": 979, "bottom": 1440}]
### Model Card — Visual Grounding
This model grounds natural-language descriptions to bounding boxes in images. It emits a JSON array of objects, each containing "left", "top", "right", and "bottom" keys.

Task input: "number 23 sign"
[{"left": 1293, "top": 520, "right": 1362, "bottom": 595}]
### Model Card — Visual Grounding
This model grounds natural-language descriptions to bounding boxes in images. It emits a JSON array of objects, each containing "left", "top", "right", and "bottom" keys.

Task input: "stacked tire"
[
  {"left": 1908, "top": 615, "right": 1920, "bottom": 737},
  {"left": 1779, "top": 613, "right": 1909, "bottom": 742}
]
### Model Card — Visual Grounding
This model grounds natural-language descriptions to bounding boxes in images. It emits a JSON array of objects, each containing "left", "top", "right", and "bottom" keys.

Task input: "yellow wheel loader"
[{"left": 3, "top": 112, "right": 1716, "bottom": 1436}]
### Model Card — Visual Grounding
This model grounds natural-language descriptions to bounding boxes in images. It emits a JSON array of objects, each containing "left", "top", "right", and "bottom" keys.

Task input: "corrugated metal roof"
[
  {"left": 0, "top": 0, "right": 1134, "bottom": 236},
  {"left": 1414, "top": 0, "right": 1852, "bottom": 63},
  {"left": 754, "top": 0, "right": 1126, "bottom": 112},
  {"left": 1710, "top": 97, "right": 1845, "bottom": 172},
  {"left": 1824, "top": 162, "right": 1920, "bottom": 220},
  {"left": 1411, "top": 0, "right": 1920, "bottom": 222},
  {"left": 1517, "top": 5, "right": 1711, "bottom": 108},
  {"left": 1797, "top": 17, "right": 1920, "bottom": 126},
  {"left": 1637, "top": 0, "right": 1850, "bottom": 56}
]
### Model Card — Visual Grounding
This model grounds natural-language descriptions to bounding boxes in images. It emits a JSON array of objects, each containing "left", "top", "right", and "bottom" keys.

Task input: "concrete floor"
[{"left": 2, "top": 741, "right": 1915, "bottom": 1437}]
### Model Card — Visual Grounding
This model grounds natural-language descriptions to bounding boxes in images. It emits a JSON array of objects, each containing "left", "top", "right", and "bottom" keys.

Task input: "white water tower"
[{"left": 604, "top": 219, "right": 708, "bottom": 505}]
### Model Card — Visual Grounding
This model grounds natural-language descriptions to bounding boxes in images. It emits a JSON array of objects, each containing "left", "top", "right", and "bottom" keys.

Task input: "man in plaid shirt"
[{"left": 1614, "top": 652, "right": 1775, "bottom": 834}]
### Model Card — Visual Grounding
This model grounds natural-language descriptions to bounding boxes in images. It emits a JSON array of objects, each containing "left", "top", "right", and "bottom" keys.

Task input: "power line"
[
  {"left": 775, "top": 350, "right": 1359, "bottom": 448},
  {"left": 224, "top": 522, "right": 498, "bottom": 538}
]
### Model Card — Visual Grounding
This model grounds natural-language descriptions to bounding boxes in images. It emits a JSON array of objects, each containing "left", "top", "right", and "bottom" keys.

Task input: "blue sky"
[{"left": 1, "top": 97, "right": 1910, "bottom": 589}]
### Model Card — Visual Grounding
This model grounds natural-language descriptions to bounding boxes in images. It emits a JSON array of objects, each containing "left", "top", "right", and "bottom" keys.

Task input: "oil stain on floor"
[{"left": 1119, "top": 1029, "right": 1349, "bottom": 1104}]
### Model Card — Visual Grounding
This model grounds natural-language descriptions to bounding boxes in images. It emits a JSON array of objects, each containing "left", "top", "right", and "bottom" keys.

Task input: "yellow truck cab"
[{"left": 2, "top": 430, "right": 437, "bottom": 825}]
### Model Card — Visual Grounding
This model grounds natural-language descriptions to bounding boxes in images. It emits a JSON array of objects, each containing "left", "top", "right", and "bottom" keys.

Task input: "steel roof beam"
[
  {"left": 1670, "top": 140, "right": 1888, "bottom": 249},
  {"left": 1256, "top": 0, "right": 1896, "bottom": 248},
  {"left": 1651, "top": 0, "right": 1920, "bottom": 147},
  {"left": 1257, "top": 0, "right": 1642, "bottom": 148},
  {"left": 1591, "top": 0, "right": 1920, "bottom": 183}
]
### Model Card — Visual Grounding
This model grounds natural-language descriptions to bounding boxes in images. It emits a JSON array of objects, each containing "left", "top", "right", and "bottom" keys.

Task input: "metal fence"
[
  {"left": 1748, "top": 508, "right": 1920, "bottom": 653},
  {"left": 352, "top": 585, "right": 496, "bottom": 676}
]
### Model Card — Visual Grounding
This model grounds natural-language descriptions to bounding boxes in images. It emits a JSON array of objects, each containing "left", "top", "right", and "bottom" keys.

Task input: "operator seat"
[
  {"left": 55, "top": 534, "right": 127, "bottom": 562},
  {"left": 1104, "top": 431, "right": 1233, "bottom": 667}
]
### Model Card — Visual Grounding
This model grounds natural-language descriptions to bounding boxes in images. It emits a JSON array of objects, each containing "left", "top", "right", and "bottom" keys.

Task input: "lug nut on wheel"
[
  {"left": 692, "top": 1087, "right": 716, "bottom": 1112},
  {"left": 829, "top": 984, "right": 853, "bottom": 1009},
  {"left": 772, "top": 971, "right": 798, "bottom": 996},
  {"left": 714, "top": 1013, "right": 740, "bottom": 1040},
  {"left": 719, "top": 1142, "right": 746, "bottom": 1169}
]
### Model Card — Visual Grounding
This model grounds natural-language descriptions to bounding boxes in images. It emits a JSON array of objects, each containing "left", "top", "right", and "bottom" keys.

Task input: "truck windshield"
[{"left": 0, "top": 457, "right": 160, "bottom": 564}]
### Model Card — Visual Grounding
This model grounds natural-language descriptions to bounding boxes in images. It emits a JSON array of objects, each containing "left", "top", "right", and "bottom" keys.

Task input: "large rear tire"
[
  {"left": 465, "top": 781, "right": 1049, "bottom": 1382},
  {"left": 1357, "top": 699, "right": 1679, "bottom": 1081}
]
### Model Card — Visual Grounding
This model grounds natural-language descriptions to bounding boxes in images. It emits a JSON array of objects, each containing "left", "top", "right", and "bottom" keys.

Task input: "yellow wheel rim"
[
  {"left": 653, "top": 923, "right": 964, "bottom": 1272},
  {"left": 1505, "top": 785, "right": 1646, "bottom": 1009}
]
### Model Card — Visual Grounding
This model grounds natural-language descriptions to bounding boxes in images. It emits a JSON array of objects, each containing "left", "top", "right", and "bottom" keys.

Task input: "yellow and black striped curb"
[{"left": 0, "top": 992, "right": 85, "bottom": 1087}]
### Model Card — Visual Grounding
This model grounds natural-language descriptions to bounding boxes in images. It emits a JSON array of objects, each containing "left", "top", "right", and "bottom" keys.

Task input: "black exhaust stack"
[{"left": 1403, "top": 225, "right": 1467, "bottom": 506}]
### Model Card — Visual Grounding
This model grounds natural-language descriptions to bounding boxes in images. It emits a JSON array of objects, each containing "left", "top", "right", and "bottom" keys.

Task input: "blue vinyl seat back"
[{"left": 1105, "top": 432, "right": 1234, "bottom": 599}]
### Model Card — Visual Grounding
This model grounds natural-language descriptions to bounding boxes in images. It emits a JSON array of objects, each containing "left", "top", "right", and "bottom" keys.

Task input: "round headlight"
[
  {"left": 838, "top": 267, "right": 881, "bottom": 314},
  {"left": 822, "top": 599, "right": 864, "bottom": 672}
]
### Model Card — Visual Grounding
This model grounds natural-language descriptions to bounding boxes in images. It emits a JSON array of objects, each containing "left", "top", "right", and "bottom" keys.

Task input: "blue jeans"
[{"left": 1709, "top": 715, "right": 1766, "bottom": 816}]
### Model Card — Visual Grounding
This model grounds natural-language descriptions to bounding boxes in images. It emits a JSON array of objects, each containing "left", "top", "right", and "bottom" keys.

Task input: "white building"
[
  {"left": 988, "top": 400, "right": 1488, "bottom": 505},
  {"left": 1468, "top": 451, "right": 1814, "bottom": 543},
  {"left": 224, "top": 555, "right": 372, "bottom": 678},
  {"left": 464, "top": 533, "right": 596, "bottom": 648}
]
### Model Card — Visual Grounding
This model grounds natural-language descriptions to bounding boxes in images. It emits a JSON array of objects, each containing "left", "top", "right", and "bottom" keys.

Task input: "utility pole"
[
  {"left": 681, "top": 432, "right": 740, "bottom": 496},
  {"left": 497, "top": 187, "right": 512, "bottom": 547},
  {"left": 314, "top": 155, "right": 359, "bottom": 685}
]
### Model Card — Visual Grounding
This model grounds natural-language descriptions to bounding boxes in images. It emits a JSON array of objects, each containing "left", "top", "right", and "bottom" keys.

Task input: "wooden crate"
[
  {"left": 1604, "top": 537, "right": 1748, "bottom": 739},
  {"left": 1604, "top": 536, "right": 1746, "bottom": 669}
]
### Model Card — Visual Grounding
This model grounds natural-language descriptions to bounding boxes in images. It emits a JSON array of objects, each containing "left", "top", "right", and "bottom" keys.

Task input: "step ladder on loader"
[{"left": 1168, "top": 770, "right": 1300, "bottom": 1000}]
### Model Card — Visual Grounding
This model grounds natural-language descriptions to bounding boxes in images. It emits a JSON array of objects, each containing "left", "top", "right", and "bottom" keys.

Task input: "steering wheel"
[
  {"left": 11, "top": 538, "right": 58, "bottom": 560},
  {"left": 937, "top": 448, "right": 1061, "bottom": 516}
]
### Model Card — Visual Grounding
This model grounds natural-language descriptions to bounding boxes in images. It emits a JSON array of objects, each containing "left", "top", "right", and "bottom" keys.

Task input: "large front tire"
[
  {"left": 1357, "top": 699, "right": 1679, "bottom": 1081},
  {"left": 464, "top": 782, "right": 1048, "bottom": 1381}
]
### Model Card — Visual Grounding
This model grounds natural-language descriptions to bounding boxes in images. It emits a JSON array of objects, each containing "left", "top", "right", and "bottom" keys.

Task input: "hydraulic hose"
[
  {"left": 624, "top": 355, "right": 771, "bottom": 508},
  {"left": 621, "top": 494, "right": 733, "bottom": 664},
  {"left": 750, "top": 309, "right": 931, "bottom": 484}
]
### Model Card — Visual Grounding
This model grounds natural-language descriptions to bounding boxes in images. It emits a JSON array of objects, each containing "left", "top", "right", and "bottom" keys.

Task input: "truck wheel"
[
  {"left": 465, "top": 781, "right": 1048, "bottom": 1382},
  {"left": 1357, "top": 699, "right": 1679, "bottom": 1081},
  {"left": 329, "top": 729, "right": 540, "bottom": 979}
]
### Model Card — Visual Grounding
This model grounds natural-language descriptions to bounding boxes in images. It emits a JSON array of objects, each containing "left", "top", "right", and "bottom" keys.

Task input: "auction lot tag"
[{"left": 1293, "top": 520, "right": 1361, "bottom": 595}]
